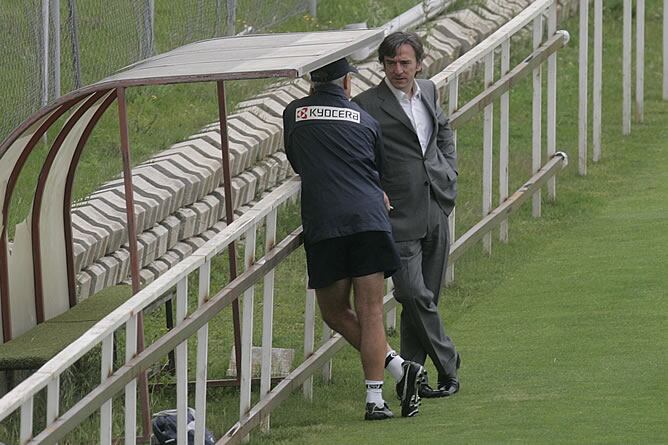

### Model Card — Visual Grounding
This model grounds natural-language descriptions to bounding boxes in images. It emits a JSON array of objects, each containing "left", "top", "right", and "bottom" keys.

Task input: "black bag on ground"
[{"left": 151, "top": 407, "right": 215, "bottom": 445}]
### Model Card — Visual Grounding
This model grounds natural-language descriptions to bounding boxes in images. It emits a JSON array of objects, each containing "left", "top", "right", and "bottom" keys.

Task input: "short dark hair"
[{"left": 377, "top": 31, "right": 424, "bottom": 64}]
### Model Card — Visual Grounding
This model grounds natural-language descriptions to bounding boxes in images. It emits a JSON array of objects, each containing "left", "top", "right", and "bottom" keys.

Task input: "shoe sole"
[{"left": 399, "top": 365, "right": 426, "bottom": 417}]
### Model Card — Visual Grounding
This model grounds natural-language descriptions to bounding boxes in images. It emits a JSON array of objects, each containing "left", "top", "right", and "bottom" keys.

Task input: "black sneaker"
[
  {"left": 364, "top": 402, "right": 394, "bottom": 420},
  {"left": 395, "top": 361, "right": 426, "bottom": 417}
]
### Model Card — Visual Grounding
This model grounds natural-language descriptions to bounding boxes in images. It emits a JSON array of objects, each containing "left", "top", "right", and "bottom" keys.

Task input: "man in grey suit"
[{"left": 354, "top": 31, "right": 460, "bottom": 398}]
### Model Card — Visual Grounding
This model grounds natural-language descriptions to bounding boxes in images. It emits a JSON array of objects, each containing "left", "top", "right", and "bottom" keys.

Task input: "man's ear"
[{"left": 343, "top": 73, "right": 352, "bottom": 98}]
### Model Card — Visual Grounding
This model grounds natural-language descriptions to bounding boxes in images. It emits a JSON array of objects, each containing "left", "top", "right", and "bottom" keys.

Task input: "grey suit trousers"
[{"left": 392, "top": 193, "right": 458, "bottom": 379}]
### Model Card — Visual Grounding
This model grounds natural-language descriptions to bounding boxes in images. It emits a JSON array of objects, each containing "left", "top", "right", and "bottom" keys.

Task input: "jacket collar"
[
  {"left": 313, "top": 82, "right": 348, "bottom": 100},
  {"left": 377, "top": 79, "right": 416, "bottom": 134},
  {"left": 384, "top": 77, "right": 422, "bottom": 102},
  {"left": 377, "top": 78, "right": 437, "bottom": 141}
]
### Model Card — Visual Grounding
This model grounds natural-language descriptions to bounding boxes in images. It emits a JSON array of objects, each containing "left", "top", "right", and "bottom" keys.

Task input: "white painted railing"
[
  {"left": 0, "top": 177, "right": 306, "bottom": 444},
  {"left": 432, "top": 0, "right": 564, "bottom": 280},
  {"left": 0, "top": 1, "right": 582, "bottom": 443},
  {"left": 580, "top": 0, "right": 668, "bottom": 172},
  {"left": 664, "top": 0, "right": 668, "bottom": 100}
]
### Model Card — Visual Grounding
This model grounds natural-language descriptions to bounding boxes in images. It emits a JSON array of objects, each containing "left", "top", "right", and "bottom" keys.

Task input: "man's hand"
[{"left": 383, "top": 192, "right": 394, "bottom": 212}]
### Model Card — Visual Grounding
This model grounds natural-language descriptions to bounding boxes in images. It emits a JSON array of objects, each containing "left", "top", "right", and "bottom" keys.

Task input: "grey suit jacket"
[{"left": 353, "top": 78, "right": 457, "bottom": 241}]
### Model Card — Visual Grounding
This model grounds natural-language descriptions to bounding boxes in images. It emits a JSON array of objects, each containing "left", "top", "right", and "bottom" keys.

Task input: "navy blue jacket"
[{"left": 283, "top": 83, "right": 391, "bottom": 244}]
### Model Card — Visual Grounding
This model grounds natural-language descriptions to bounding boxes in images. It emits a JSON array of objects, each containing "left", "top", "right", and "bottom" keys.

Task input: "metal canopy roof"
[
  {"left": 98, "top": 29, "right": 385, "bottom": 87},
  {"left": 0, "top": 28, "right": 386, "bottom": 343}
]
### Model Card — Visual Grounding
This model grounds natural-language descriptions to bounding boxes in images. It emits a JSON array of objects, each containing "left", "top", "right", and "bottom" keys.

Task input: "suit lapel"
[{"left": 377, "top": 80, "right": 416, "bottom": 135}]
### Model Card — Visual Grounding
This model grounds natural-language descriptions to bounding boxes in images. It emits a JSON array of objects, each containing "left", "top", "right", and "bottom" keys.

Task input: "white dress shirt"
[{"left": 384, "top": 77, "right": 433, "bottom": 155}]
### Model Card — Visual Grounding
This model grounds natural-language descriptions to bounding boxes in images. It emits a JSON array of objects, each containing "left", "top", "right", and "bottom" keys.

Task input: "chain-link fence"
[{"left": 0, "top": 0, "right": 315, "bottom": 143}]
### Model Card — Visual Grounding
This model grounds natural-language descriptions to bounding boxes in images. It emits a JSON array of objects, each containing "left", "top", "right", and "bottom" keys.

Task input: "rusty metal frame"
[
  {"left": 30, "top": 91, "right": 107, "bottom": 321},
  {"left": 63, "top": 90, "right": 118, "bottom": 307},
  {"left": 116, "top": 86, "right": 152, "bottom": 440},
  {"left": 0, "top": 96, "right": 82, "bottom": 336},
  {"left": 217, "top": 80, "right": 243, "bottom": 380}
]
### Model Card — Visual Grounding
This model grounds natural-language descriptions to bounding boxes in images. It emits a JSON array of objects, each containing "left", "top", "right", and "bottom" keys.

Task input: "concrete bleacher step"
[
  {"left": 71, "top": 0, "right": 579, "bottom": 303},
  {"left": 77, "top": 152, "right": 291, "bottom": 299}
]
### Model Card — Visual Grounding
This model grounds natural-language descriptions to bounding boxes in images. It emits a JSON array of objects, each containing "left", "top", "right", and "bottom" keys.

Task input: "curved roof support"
[
  {"left": 116, "top": 87, "right": 141, "bottom": 295},
  {"left": 31, "top": 91, "right": 110, "bottom": 322},
  {"left": 63, "top": 91, "right": 118, "bottom": 308},
  {"left": 0, "top": 97, "right": 83, "bottom": 340}
]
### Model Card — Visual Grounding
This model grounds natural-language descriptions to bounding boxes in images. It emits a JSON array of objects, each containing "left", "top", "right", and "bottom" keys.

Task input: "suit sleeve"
[
  {"left": 372, "top": 123, "right": 385, "bottom": 180},
  {"left": 433, "top": 82, "right": 457, "bottom": 175}
]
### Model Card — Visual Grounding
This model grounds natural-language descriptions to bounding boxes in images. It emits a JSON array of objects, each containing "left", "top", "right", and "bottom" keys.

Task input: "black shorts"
[{"left": 304, "top": 231, "right": 401, "bottom": 289}]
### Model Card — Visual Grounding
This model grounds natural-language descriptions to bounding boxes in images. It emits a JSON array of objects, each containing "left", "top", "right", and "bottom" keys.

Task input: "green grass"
[
  {"left": 5, "top": 1, "right": 664, "bottom": 444},
  {"left": 241, "top": 2, "right": 668, "bottom": 444}
]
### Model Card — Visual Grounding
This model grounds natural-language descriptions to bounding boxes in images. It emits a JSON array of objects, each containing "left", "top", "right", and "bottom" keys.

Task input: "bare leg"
[
  {"left": 315, "top": 278, "right": 360, "bottom": 349},
  {"left": 316, "top": 274, "right": 390, "bottom": 381},
  {"left": 352, "top": 272, "right": 387, "bottom": 381}
]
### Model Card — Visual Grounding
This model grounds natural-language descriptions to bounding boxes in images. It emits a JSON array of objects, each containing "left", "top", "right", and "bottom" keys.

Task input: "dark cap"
[{"left": 310, "top": 58, "right": 358, "bottom": 82}]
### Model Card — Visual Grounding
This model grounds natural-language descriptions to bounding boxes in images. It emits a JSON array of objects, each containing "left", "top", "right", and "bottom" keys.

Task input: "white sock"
[
  {"left": 385, "top": 350, "right": 405, "bottom": 381},
  {"left": 365, "top": 380, "right": 384, "bottom": 407}
]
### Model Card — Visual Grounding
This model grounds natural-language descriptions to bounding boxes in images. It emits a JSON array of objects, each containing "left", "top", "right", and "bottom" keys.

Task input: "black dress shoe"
[
  {"left": 419, "top": 377, "right": 460, "bottom": 398},
  {"left": 439, "top": 377, "right": 460, "bottom": 396},
  {"left": 418, "top": 353, "right": 461, "bottom": 398},
  {"left": 418, "top": 382, "right": 446, "bottom": 398}
]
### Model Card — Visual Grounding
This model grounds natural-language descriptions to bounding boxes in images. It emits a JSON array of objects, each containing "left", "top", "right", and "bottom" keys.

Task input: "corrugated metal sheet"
[{"left": 98, "top": 29, "right": 385, "bottom": 85}]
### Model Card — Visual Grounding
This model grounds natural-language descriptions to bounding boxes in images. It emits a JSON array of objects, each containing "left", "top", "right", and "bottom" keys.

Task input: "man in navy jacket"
[{"left": 284, "top": 58, "right": 425, "bottom": 420}]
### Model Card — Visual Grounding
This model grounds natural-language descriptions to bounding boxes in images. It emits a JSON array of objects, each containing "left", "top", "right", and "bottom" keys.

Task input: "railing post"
[
  {"left": 321, "top": 322, "right": 333, "bottom": 382},
  {"left": 195, "top": 260, "right": 211, "bottom": 445},
  {"left": 532, "top": 14, "right": 543, "bottom": 216},
  {"left": 593, "top": 0, "right": 603, "bottom": 162},
  {"left": 124, "top": 314, "right": 138, "bottom": 445},
  {"left": 636, "top": 0, "right": 645, "bottom": 123},
  {"left": 578, "top": 0, "right": 588, "bottom": 176},
  {"left": 303, "top": 283, "right": 316, "bottom": 401},
  {"left": 482, "top": 51, "right": 494, "bottom": 254},
  {"left": 547, "top": 2, "right": 558, "bottom": 198},
  {"left": 499, "top": 39, "right": 510, "bottom": 243},
  {"left": 100, "top": 334, "right": 114, "bottom": 445},
  {"left": 46, "top": 376, "right": 60, "bottom": 431},
  {"left": 176, "top": 277, "right": 189, "bottom": 445},
  {"left": 623, "top": 0, "right": 632, "bottom": 135},
  {"left": 445, "top": 78, "right": 458, "bottom": 284},
  {"left": 664, "top": 0, "right": 668, "bottom": 100},
  {"left": 261, "top": 209, "right": 277, "bottom": 432},
  {"left": 240, "top": 225, "right": 257, "bottom": 443},
  {"left": 20, "top": 399, "right": 34, "bottom": 444}
]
